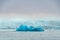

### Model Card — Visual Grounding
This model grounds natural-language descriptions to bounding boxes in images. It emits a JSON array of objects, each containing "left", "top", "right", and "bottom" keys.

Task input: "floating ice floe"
[{"left": 16, "top": 24, "right": 44, "bottom": 32}]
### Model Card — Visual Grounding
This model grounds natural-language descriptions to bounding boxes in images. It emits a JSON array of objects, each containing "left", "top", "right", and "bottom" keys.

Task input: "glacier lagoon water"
[
  {"left": 0, "top": 19, "right": 60, "bottom": 40},
  {"left": 0, "top": 30, "right": 60, "bottom": 40},
  {"left": 0, "top": 19, "right": 60, "bottom": 30}
]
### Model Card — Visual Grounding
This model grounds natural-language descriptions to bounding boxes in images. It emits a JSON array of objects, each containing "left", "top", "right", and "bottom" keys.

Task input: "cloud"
[{"left": 0, "top": 0, "right": 60, "bottom": 19}]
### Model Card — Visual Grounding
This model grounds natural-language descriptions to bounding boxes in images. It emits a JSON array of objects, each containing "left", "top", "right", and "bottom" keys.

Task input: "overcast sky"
[{"left": 0, "top": 0, "right": 60, "bottom": 20}]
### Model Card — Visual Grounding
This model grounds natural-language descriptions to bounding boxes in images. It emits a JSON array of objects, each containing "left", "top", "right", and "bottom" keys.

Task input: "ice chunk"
[
  {"left": 16, "top": 24, "right": 28, "bottom": 31},
  {"left": 16, "top": 24, "right": 44, "bottom": 31}
]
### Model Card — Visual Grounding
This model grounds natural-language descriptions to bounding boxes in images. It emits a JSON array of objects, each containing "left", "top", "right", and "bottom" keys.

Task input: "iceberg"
[
  {"left": 16, "top": 24, "right": 28, "bottom": 31},
  {"left": 16, "top": 24, "right": 44, "bottom": 32}
]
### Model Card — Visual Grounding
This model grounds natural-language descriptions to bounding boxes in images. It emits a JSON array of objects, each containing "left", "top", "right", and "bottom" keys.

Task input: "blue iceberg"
[
  {"left": 28, "top": 26, "right": 35, "bottom": 31},
  {"left": 16, "top": 24, "right": 44, "bottom": 32},
  {"left": 16, "top": 25, "right": 28, "bottom": 31},
  {"left": 34, "top": 26, "right": 44, "bottom": 31},
  {"left": 28, "top": 26, "right": 44, "bottom": 31}
]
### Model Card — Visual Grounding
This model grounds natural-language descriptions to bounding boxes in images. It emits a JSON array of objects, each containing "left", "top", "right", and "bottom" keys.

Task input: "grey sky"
[{"left": 0, "top": 0, "right": 60, "bottom": 19}]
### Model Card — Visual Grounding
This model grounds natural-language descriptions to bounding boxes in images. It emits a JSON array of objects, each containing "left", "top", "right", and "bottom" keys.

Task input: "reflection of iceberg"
[{"left": 16, "top": 24, "right": 44, "bottom": 31}]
